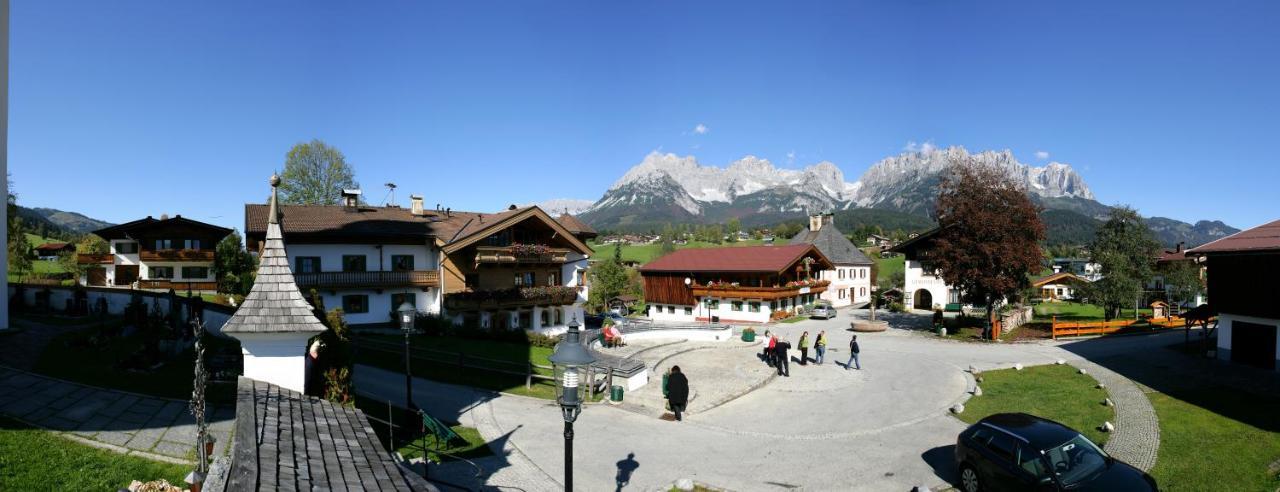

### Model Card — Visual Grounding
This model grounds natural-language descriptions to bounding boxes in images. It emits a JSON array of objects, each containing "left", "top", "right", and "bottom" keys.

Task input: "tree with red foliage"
[{"left": 931, "top": 159, "right": 1045, "bottom": 339}]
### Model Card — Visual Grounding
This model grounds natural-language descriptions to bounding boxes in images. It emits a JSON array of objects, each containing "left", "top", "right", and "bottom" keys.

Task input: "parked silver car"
[{"left": 809, "top": 303, "right": 837, "bottom": 319}]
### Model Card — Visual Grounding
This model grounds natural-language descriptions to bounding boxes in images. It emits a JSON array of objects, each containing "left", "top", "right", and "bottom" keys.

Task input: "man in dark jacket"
[
  {"left": 774, "top": 338, "right": 792, "bottom": 377},
  {"left": 666, "top": 366, "right": 690, "bottom": 421},
  {"left": 846, "top": 335, "right": 861, "bottom": 370}
]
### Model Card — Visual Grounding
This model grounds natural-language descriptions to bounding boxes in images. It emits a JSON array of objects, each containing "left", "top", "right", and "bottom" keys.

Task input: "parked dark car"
[{"left": 954, "top": 413, "right": 1157, "bottom": 492}]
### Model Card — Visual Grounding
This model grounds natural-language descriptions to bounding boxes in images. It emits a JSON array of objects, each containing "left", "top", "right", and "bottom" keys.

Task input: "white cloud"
[
  {"left": 904, "top": 140, "right": 937, "bottom": 153},
  {"left": 692, "top": 123, "right": 709, "bottom": 135},
  {"left": 1035, "top": 150, "right": 1050, "bottom": 160}
]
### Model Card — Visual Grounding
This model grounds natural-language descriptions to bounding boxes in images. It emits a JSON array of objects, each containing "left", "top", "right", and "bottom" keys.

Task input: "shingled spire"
[{"left": 222, "top": 174, "right": 327, "bottom": 335}]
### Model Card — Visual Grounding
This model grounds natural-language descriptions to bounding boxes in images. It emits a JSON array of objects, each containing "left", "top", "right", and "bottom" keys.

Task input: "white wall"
[
  {"left": 284, "top": 243, "right": 438, "bottom": 274},
  {"left": 1216, "top": 313, "right": 1280, "bottom": 370},
  {"left": 647, "top": 299, "right": 774, "bottom": 324},
  {"left": 235, "top": 332, "right": 315, "bottom": 393},
  {"left": 820, "top": 266, "right": 871, "bottom": 307},
  {"left": 312, "top": 287, "right": 438, "bottom": 326},
  {"left": 111, "top": 240, "right": 140, "bottom": 266},
  {"left": 6, "top": 284, "right": 233, "bottom": 334},
  {"left": 904, "top": 259, "right": 953, "bottom": 310},
  {"left": 141, "top": 261, "right": 217, "bottom": 281}
]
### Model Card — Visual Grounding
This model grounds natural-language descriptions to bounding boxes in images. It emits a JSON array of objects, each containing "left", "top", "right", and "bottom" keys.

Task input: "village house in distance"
[
  {"left": 888, "top": 227, "right": 960, "bottom": 311},
  {"left": 789, "top": 212, "right": 873, "bottom": 307},
  {"left": 639, "top": 244, "right": 833, "bottom": 323},
  {"left": 244, "top": 191, "right": 594, "bottom": 332},
  {"left": 76, "top": 215, "right": 232, "bottom": 292}
]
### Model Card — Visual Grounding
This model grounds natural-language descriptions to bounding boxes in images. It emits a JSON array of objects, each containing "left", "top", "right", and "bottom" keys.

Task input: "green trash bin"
[
  {"left": 610, "top": 385, "right": 624, "bottom": 402},
  {"left": 741, "top": 330, "right": 756, "bottom": 342},
  {"left": 662, "top": 373, "right": 669, "bottom": 398}
]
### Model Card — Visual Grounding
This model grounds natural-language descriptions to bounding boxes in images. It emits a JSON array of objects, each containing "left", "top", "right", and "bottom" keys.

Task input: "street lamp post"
[
  {"left": 397, "top": 301, "right": 416, "bottom": 414},
  {"left": 548, "top": 316, "right": 595, "bottom": 491},
  {"left": 870, "top": 285, "right": 878, "bottom": 322}
]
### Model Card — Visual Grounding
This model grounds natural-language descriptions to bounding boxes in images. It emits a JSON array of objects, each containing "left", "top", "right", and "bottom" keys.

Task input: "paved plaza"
[
  {"left": 355, "top": 309, "right": 1181, "bottom": 492},
  {"left": 0, "top": 366, "right": 234, "bottom": 464}
]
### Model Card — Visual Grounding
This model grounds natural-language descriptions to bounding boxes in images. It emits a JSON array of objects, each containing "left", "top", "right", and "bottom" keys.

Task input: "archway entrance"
[{"left": 913, "top": 289, "right": 933, "bottom": 310}]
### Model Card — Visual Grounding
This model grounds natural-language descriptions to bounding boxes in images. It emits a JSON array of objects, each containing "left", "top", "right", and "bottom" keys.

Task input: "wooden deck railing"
[
  {"left": 294, "top": 270, "right": 440, "bottom": 290},
  {"left": 474, "top": 245, "right": 571, "bottom": 265},
  {"left": 691, "top": 280, "right": 830, "bottom": 301},
  {"left": 1050, "top": 315, "right": 1200, "bottom": 339},
  {"left": 76, "top": 253, "right": 113, "bottom": 264},
  {"left": 139, "top": 249, "right": 216, "bottom": 262}
]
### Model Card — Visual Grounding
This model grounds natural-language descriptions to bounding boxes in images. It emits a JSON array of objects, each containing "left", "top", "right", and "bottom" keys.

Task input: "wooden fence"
[
  {"left": 1050, "top": 315, "right": 1192, "bottom": 339},
  {"left": 355, "top": 338, "right": 606, "bottom": 398}
]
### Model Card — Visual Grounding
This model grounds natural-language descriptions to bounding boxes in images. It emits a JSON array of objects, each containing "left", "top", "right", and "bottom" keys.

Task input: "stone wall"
[
  {"left": 7, "top": 283, "right": 234, "bottom": 335},
  {"left": 999, "top": 305, "right": 1034, "bottom": 335}
]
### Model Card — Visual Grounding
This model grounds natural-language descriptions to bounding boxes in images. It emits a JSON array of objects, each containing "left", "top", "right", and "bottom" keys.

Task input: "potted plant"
[{"left": 741, "top": 327, "right": 756, "bottom": 342}]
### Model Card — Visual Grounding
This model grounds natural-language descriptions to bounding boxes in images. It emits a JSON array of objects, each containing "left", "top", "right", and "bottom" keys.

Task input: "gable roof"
[
  {"left": 1187, "top": 219, "right": 1280, "bottom": 255},
  {"left": 887, "top": 227, "right": 945, "bottom": 256},
  {"left": 1031, "top": 272, "right": 1091, "bottom": 288},
  {"left": 91, "top": 215, "right": 232, "bottom": 241},
  {"left": 788, "top": 225, "right": 873, "bottom": 265},
  {"left": 34, "top": 242, "right": 73, "bottom": 252},
  {"left": 224, "top": 179, "right": 327, "bottom": 335},
  {"left": 557, "top": 213, "right": 597, "bottom": 237},
  {"left": 245, "top": 204, "right": 436, "bottom": 242},
  {"left": 640, "top": 244, "right": 833, "bottom": 274},
  {"left": 439, "top": 206, "right": 593, "bottom": 256}
]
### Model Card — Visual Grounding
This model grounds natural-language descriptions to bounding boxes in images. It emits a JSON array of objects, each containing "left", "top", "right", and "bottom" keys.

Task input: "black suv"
[{"left": 954, "top": 413, "right": 1157, "bottom": 491}]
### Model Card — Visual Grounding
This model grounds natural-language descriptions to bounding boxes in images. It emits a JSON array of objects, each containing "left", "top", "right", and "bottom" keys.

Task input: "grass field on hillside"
[
  {"left": 589, "top": 239, "right": 766, "bottom": 265},
  {"left": 873, "top": 252, "right": 903, "bottom": 284}
]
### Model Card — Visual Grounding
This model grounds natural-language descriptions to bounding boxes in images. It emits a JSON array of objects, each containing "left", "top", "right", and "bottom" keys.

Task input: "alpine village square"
[{"left": 2, "top": 3, "right": 1280, "bottom": 492}]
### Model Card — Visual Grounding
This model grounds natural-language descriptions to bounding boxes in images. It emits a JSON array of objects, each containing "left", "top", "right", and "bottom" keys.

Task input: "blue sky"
[{"left": 11, "top": 1, "right": 1279, "bottom": 231}]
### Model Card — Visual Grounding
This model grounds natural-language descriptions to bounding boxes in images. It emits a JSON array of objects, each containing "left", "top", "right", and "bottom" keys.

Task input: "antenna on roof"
[{"left": 382, "top": 182, "right": 397, "bottom": 206}]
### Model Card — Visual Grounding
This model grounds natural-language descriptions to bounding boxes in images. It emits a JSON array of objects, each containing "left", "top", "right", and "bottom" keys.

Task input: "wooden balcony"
[
  {"left": 474, "top": 245, "right": 571, "bottom": 265},
  {"left": 139, "top": 249, "right": 216, "bottom": 262},
  {"left": 445, "top": 286, "right": 579, "bottom": 310},
  {"left": 294, "top": 270, "right": 440, "bottom": 291},
  {"left": 77, "top": 253, "right": 113, "bottom": 264},
  {"left": 139, "top": 280, "right": 219, "bottom": 291},
  {"left": 691, "top": 279, "right": 830, "bottom": 301}
]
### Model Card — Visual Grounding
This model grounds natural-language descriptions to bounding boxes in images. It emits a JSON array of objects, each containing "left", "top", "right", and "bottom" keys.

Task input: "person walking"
[
  {"left": 765, "top": 331, "right": 778, "bottom": 367},
  {"left": 775, "top": 337, "right": 792, "bottom": 377},
  {"left": 666, "top": 366, "right": 689, "bottom": 421},
  {"left": 798, "top": 331, "right": 809, "bottom": 366},
  {"left": 846, "top": 335, "right": 861, "bottom": 370},
  {"left": 814, "top": 331, "right": 827, "bottom": 365}
]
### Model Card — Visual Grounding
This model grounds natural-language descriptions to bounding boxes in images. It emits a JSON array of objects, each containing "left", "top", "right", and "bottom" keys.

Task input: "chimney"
[
  {"left": 410, "top": 195, "right": 425, "bottom": 216},
  {"left": 341, "top": 189, "right": 362, "bottom": 208},
  {"left": 810, "top": 213, "right": 833, "bottom": 232},
  {"left": 1175, "top": 242, "right": 1184, "bottom": 253}
]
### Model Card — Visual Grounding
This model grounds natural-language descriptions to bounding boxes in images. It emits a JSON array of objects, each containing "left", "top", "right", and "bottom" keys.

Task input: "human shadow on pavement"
[
  {"left": 921, "top": 445, "right": 959, "bottom": 486},
  {"left": 615, "top": 452, "right": 640, "bottom": 491}
]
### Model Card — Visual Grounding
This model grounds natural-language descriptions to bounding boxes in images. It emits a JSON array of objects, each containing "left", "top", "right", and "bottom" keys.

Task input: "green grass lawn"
[
  {"left": 872, "top": 251, "right": 903, "bottom": 284},
  {"left": 955, "top": 364, "right": 1114, "bottom": 446},
  {"left": 354, "top": 334, "right": 562, "bottom": 399},
  {"left": 354, "top": 396, "right": 494, "bottom": 463},
  {"left": 589, "top": 239, "right": 766, "bottom": 265},
  {"left": 0, "top": 416, "right": 189, "bottom": 490},
  {"left": 1033, "top": 302, "right": 1154, "bottom": 321},
  {"left": 1148, "top": 388, "right": 1280, "bottom": 491}
]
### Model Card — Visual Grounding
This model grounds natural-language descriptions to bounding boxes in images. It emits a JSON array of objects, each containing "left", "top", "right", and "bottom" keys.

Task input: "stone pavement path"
[
  {"left": 0, "top": 366, "right": 233, "bottom": 464},
  {"left": 1070, "top": 359, "right": 1159, "bottom": 472}
]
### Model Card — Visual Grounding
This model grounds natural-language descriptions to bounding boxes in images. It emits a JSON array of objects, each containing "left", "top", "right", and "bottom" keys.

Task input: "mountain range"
[
  {"left": 576, "top": 146, "right": 1237, "bottom": 247},
  {"left": 14, "top": 206, "right": 114, "bottom": 239}
]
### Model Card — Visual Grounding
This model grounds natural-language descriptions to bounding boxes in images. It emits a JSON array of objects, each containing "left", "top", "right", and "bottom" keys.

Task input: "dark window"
[
  {"left": 184, "top": 239, "right": 201, "bottom": 250},
  {"left": 748, "top": 301, "right": 761, "bottom": 313},
  {"left": 514, "top": 272, "right": 534, "bottom": 287},
  {"left": 547, "top": 272, "right": 560, "bottom": 286},
  {"left": 684, "top": 307, "right": 692, "bottom": 315},
  {"left": 296, "top": 257, "right": 322, "bottom": 274},
  {"left": 731, "top": 301, "right": 743, "bottom": 312},
  {"left": 987, "top": 433, "right": 1018, "bottom": 463},
  {"left": 708, "top": 299, "right": 720, "bottom": 309},
  {"left": 342, "top": 255, "right": 367, "bottom": 272},
  {"left": 968, "top": 427, "right": 993, "bottom": 447},
  {"left": 342, "top": 295, "right": 369, "bottom": 314},
  {"left": 667, "top": 306, "right": 674, "bottom": 314},
  {"left": 115, "top": 242, "right": 138, "bottom": 254},
  {"left": 391, "top": 255, "right": 414, "bottom": 271},
  {"left": 155, "top": 239, "right": 172, "bottom": 250},
  {"left": 465, "top": 274, "right": 479, "bottom": 289},
  {"left": 1018, "top": 444, "right": 1049, "bottom": 478},
  {"left": 390, "top": 293, "right": 416, "bottom": 309},
  {"left": 181, "top": 267, "right": 209, "bottom": 279},
  {"left": 150, "top": 266, "right": 174, "bottom": 279}
]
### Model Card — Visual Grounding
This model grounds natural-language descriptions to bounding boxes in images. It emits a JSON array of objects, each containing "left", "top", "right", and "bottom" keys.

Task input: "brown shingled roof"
[
  {"left": 640, "top": 244, "right": 832, "bottom": 273},
  {"left": 556, "top": 213, "right": 596, "bottom": 235},
  {"left": 245, "top": 204, "right": 435, "bottom": 241},
  {"left": 1187, "top": 219, "right": 1280, "bottom": 255}
]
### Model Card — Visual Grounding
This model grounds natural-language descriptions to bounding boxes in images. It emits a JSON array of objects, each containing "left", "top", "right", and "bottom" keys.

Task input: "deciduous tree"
[
  {"left": 1083, "top": 206, "right": 1160, "bottom": 320},
  {"left": 278, "top": 139, "right": 359, "bottom": 205},
  {"left": 215, "top": 230, "right": 257, "bottom": 296},
  {"left": 930, "top": 159, "right": 1045, "bottom": 339}
]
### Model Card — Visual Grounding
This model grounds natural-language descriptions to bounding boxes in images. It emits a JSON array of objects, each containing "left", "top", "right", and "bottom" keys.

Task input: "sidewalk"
[{"left": 0, "top": 366, "right": 233, "bottom": 464}]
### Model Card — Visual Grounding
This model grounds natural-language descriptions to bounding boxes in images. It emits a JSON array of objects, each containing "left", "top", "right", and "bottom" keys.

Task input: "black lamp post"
[
  {"left": 397, "top": 301, "right": 416, "bottom": 413},
  {"left": 547, "top": 316, "right": 595, "bottom": 491}
]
